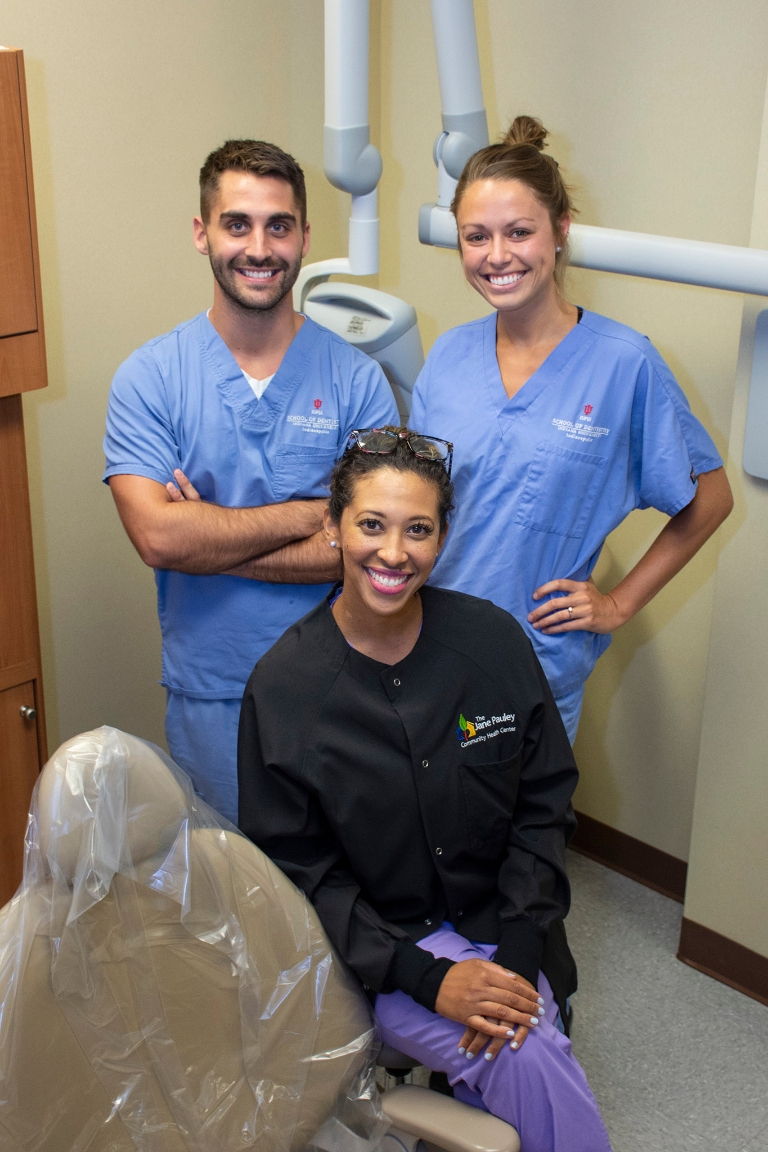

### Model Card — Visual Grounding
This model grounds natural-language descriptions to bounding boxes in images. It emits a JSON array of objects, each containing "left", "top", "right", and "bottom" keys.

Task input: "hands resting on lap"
[{"left": 434, "top": 959, "right": 545, "bottom": 1060}]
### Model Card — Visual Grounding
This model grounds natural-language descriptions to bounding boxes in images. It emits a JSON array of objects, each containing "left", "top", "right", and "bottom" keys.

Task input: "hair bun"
[{"left": 503, "top": 115, "right": 548, "bottom": 152}]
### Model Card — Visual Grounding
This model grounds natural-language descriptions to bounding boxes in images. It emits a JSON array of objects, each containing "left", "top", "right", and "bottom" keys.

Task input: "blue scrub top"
[
  {"left": 410, "top": 309, "right": 722, "bottom": 699},
  {"left": 103, "top": 312, "right": 398, "bottom": 699}
]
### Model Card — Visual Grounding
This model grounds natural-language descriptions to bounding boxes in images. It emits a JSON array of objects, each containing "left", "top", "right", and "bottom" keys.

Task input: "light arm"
[{"left": 419, "top": 0, "right": 489, "bottom": 248}]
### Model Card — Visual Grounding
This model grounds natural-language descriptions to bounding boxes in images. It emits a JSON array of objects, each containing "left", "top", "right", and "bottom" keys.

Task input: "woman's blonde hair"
[{"left": 451, "top": 115, "right": 576, "bottom": 286}]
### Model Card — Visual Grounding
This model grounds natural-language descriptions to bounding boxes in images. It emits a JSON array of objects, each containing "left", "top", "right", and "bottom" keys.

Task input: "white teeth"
[
  {"left": 366, "top": 568, "right": 408, "bottom": 588},
  {"left": 241, "top": 268, "right": 277, "bottom": 279},
  {"left": 489, "top": 272, "right": 524, "bottom": 285}
]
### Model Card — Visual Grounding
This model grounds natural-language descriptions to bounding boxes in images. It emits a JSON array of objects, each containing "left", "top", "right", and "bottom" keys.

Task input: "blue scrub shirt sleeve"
[
  {"left": 633, "top": 351, "right": 723, "bottom": 517},
  {"left": 407, "top": 359, "right": 430, "bottom": 432},
  {"left": 339, "top": 358, "right": 399, "bottom": 441},
  {"left": 103, "top": 349, "right": 182, "bottom": 486}
]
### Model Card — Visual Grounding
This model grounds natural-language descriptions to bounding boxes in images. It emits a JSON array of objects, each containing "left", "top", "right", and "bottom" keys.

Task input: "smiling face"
[
  {"left": 193, "top": 170, "right": 310, "bottom": 312},
  {"left": 456, "top": 178, "right": 569, "bottom": 317},
  {"left": 325, "top": 468, "right": 446, "bottom": 620}
]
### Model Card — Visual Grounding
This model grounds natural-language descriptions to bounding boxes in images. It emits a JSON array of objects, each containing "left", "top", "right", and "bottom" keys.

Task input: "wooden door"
[
  {"left": 0, "top": 681, "right": 40, "bottom": 904},
  {"left": 0, "top": 50, "right": 38, "bottom": 339}
]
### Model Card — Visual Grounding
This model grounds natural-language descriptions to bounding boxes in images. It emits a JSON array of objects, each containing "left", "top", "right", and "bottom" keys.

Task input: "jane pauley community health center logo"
[{"left": 456, "top": 711, "right": 516, "bottom": 747}]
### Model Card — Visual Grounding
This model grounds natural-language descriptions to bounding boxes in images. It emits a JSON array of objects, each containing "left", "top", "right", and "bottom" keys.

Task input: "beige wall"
[
  {"left": 6, "top": 2, "right": 768, "bottom": 885},
  {"left": 683, "top": 81, "right": 768, "bottom": 957}
]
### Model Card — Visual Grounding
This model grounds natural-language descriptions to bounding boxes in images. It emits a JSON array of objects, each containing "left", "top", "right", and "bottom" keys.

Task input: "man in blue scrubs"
[{"left": 104, "top": 140, "right": 397, "bottom": 821}]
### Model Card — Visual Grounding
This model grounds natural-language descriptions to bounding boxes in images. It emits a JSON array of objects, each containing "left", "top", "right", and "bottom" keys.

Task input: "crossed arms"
[{"left": 109, "top": 471, "right": 342, "bottom": 583}]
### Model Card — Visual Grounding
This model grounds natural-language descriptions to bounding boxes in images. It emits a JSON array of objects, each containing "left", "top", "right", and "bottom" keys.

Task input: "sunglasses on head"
[{"left": 344, "top": 428, "right": 454, "bottom": 477}]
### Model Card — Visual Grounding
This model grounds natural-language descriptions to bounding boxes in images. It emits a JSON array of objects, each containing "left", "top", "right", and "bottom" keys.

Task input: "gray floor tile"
[{"left": 566, "top": 851, "right": 768, "bottom": 1151}]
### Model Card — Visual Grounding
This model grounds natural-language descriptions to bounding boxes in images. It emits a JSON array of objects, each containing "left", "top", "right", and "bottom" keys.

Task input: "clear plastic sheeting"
[{"left": 0, "top": 726, "right": 385, "bottom": 1152}]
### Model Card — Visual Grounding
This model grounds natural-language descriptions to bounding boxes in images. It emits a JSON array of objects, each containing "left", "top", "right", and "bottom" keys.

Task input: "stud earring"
[
  {"left": 555, "top": 246, "right": 562, "bottom": 252},
  {"left": 329, "top": 540, "right": 338, "bottom": 548}
]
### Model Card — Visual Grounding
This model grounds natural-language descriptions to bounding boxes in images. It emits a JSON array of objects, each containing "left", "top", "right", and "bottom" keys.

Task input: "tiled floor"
[{"left": 566, "top": 851, "right": 768, "bottom": 1152}]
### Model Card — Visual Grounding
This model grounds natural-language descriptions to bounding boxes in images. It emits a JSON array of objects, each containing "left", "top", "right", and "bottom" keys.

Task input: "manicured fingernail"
[
  {"left": 537, "top": 996, "right": 544, "bottom": 1005},
  {"left": 538, "top": 1006, "right": 546, "bottom": 1016},
  {"left": 466, "top": 1052, "right": 476, "bottom": 1060},
  {"left": 484, "top": 1052, "right": 493, "bottom": 1061},
  {"left": 511, "top": 1041, "right": 519, "bottom": 1049},
  {"left": 529, "top": 1017, "right": 539, "bottom": 1025},
  {"left": 458, "top": 1046, "right": 465, "bottom": 1054},
  {"left": 506, "top": 1030, "right": 515, "bottom": 1037}
]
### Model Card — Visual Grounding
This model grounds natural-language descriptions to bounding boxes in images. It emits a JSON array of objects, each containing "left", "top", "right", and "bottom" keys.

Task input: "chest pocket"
[
  {"left": 514, "top": 439, "right": 607, "bottom": 540},
  {"left": 272, "top": 445, "right": 338, "bottom": 502},
  {"left": 460, "top": 753, "right": 521, "bottom": 858}
]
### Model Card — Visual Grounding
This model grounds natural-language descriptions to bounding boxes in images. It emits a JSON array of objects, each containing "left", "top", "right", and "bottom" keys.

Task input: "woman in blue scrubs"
[{"left": 410, "top": 116, "right": 733, "bottom": 741}]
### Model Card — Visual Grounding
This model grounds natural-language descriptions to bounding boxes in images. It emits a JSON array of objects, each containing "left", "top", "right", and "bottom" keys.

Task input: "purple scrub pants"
[{"left": 375, "top": 926, "right": 612, "bottom": 1152}]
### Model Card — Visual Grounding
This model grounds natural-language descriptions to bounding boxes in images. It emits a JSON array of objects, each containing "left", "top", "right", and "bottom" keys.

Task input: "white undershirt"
[
  {"left": 242, "top": 370, "right": 274, "bottom": 400},
  {"left": 204, "top": 310, "right": 274, "bottom": 400}
]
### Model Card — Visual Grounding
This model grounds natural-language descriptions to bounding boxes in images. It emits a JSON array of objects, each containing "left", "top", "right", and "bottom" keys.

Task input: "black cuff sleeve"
[
  {"left": 493, "top": 917, "right": 545, "bottom": 989},
  {"left": 383, "top": 938, "right": 455, "bottom": 1013}
]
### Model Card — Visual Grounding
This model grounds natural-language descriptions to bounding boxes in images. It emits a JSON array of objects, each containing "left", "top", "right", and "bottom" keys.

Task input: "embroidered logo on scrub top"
[
  {"left": 287, "top": 399, "right": 340, "bottom": 436},
  {"left": 456, "top": 713, "right": 516, "bottom": 746},
  {"left": 552, "top": 409, "right": 610, "bottom": 444}
]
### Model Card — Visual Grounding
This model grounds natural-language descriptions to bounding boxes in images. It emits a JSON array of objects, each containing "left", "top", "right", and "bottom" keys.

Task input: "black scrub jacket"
[{"left": 238, "top": 586, "right": 579, "bottom": 1021}]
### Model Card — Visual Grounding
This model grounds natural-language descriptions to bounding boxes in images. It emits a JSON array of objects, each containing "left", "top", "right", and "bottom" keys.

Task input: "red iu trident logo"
[
  {"left": 584, "top": 404, "right": 593, "bottom": 416},
  {"left": 314, "top": 398, "right": 322, "bottom": 410}
]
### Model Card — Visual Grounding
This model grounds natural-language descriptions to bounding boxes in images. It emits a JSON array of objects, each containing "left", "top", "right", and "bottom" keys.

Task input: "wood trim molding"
[
  {"left": 570, "top": 810, "right": 688, "bottom": 903},
  {"left": 0, "top": 660, "right": 37, "bottom": 694},
  {"left": 678, "top": 918, "right": 768, "bottom": 1008}
]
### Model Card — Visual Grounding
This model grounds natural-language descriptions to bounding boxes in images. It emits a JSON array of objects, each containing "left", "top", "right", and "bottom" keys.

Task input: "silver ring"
[{"left": 568, "top": 606, "right": 573, "bottom": 617}]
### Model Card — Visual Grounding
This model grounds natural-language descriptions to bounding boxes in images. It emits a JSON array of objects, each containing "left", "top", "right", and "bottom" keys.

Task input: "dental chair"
[{"left": 0, "top": 728, "right": 519, "bottom": 1152}]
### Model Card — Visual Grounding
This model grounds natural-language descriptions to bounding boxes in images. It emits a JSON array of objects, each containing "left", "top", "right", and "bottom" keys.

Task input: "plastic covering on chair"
[{"left": 0, "top": 727, "right": 385, "bottom": 1152}]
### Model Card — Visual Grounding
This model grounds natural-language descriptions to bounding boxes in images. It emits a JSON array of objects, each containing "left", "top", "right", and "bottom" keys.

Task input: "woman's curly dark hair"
[{"left": 328, "top": 426, "right": 455, "bottom": 530}]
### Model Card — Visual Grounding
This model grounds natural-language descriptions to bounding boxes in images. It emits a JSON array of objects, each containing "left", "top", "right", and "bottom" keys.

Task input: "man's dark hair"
[{"left": 199, "top": 140, "right": 307, "bottom": 224}]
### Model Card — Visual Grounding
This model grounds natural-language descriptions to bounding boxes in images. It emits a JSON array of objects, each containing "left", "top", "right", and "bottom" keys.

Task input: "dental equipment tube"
[
  {"left": 419, "top": 0, "right": 489, "bottom": 249},
  {"left": 324, "top": 0, "right": 381, "bottom": 275},
  {"left": 570, "top": 223, "right": 768, "bottom": 297}
]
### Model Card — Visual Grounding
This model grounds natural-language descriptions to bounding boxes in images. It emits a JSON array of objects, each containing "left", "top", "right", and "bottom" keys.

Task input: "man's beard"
[{"left": 209, "top": 251, "right": 303, "bottom": 313}]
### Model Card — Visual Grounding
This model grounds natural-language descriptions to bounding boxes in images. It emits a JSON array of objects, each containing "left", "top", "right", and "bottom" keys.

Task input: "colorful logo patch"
[{"left": 456, "top": 713, "right": 477, "bottom": 742}]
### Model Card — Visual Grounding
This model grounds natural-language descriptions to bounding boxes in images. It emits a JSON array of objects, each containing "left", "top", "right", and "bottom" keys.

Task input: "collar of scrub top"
[
  {"left": 197, "top": 310, "right": 319, "bottom": 433},
  {"left": 484, "top": 305, "right": 591, "bottom": 430}
]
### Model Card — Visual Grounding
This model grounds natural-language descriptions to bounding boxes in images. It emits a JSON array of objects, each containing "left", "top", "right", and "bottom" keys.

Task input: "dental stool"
[{"left": 376, "top": 1046, "right": 521, "bottom": 1152}]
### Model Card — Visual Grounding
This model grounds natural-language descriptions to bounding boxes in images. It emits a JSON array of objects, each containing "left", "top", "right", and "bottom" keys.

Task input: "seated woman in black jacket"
[{"left": 238, "top": 427, "right": 611, "bottom": 1152}]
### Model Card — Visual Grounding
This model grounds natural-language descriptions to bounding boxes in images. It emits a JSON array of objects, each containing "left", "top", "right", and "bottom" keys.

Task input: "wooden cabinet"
[
  {"left": 0, "top": 47, "right": 48, "bottom": 906},
  {"left": 0, "top": 684, "right": 40, "bottom": 903}
]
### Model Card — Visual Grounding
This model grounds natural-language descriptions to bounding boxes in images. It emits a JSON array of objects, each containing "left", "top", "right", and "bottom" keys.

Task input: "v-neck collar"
[
  {"left": 482, "top": 309, "right": 588, "bottom": 422},
  {"left": 195, "top": 312, "right": 318, "bottom": 432}
]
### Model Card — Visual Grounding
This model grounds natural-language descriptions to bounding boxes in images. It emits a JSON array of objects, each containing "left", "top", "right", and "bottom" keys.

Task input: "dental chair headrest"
[{"left": 35, "top": 726, "right": 192, "bottom": 884}]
